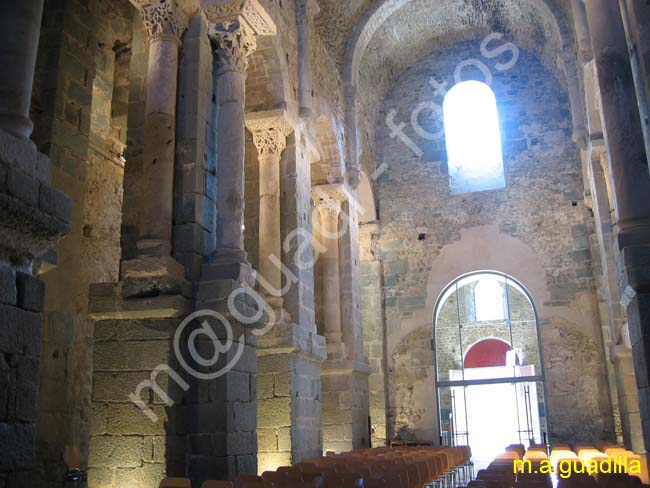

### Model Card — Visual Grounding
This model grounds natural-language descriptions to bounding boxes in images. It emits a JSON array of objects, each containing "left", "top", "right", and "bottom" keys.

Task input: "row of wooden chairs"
[
  {"left": 158, "top": 445, "right": 472, "bottom": 488},
  {"left": 467, "top": 444, "right": 649, "bottom": 488}
]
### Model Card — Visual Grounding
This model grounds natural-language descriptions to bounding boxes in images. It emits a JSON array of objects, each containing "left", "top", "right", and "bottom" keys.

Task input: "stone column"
[
  {"left": 570, "top": 0, "right": 593, "bottom": 64},
  {"left": 136, "top": 0, "right": 188, "bottom": 259},
  {"left": 0, "top": 0, "right": 44, "bottom": 139},
  {"left": 255, "top": 128, "right": 326, "bottom": 473},
  {"left": 585, "top": 0, "right": 650, "bottom": 452},
  {"left": 618, "top": 0, "right": 650, "bottom": 167},
  {"left": 245, "top": 110, "right": 293, "bottom": 302},
  {"left": 295, "top": 0, "right": 319, "bottom": 118},
  {"left": 202, "top": 0, "right": 276, "bottom": 283},
  {"left": 316, "top": 195, "right": 345, "bottom": 352},
  {"left": 314, "top": 185, "right": 370, "bottom": 453}
]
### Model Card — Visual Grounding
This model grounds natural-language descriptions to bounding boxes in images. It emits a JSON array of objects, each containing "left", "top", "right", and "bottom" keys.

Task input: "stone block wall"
[
  {"left": 257, "top": 353, "right": 322, "bottom": 472},
  {"left": 375, "top": 40, "right": 615, "bottom": 444},
  {"left": 0, "top": 265, "right": 46, "bottom": 486},
  {"left": 30, "top": 0, "right": 134, "bottom": 484},
  {"left": 88, "top": 316, "right": 190, "bottom": 487},
  {"left": 0, "top": 76, "right": 71, "bottom": 488},
  {"left": 321, "top": 367, "right": 370, "bottom": 453}
]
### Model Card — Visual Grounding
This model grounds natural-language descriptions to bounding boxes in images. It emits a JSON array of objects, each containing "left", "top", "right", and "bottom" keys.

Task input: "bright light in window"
[
  {"left": 474, "top": 278, "right": 505, "bottom": 322},
  {"left": 443, "top": 80, "right": 505, "bottom": 194}
]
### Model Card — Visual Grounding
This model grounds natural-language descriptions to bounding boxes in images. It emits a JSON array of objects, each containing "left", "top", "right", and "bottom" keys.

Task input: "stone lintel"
[{"left": 202, "top": 0, "right": 276, "bottom": 36}]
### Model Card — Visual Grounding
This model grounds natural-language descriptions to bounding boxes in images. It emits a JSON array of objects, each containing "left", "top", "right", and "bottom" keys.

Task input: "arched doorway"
[{"left": 434, "top": 271, "right": 549, "bottom": 469}]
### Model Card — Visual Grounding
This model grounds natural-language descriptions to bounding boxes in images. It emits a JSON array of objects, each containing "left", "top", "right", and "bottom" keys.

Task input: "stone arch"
[
  {"left": 358, "top": 171, "right": 377, "bottom": 224},
  {"left": 342, "top": 0, "right": 578, "bottom": 174},
  {"left": 312, "top": 98, "right": 346, "bottom": 185}
]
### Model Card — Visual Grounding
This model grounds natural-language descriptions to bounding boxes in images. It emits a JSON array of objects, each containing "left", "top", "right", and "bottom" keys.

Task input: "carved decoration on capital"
[
  {"left": 246, "top": 113, "right": 294, "bottom": 159},
  {"left": 208, "top": 20, "right": 257, "bottom": 74},
  {"left": 250, "top": 128, "right": 289, "bottom": 158},
  {"left": 139, "top": 0, "right": 188, "bottom": 42},
  {"left": 316, "top": 197, "right": 342, "bottom": 219}
]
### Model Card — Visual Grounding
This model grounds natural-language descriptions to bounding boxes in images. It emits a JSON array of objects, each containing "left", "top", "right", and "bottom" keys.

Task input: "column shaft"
[
  {"left": 139, "top": 37, "right": 181, "bottom": 254},
  {"left": 0, "top": 0, "right": 44, "bottom": 138},
  {"left": 320, "top": 203, "right": 343, "bottom": 344},
  {"left": 585, "top": 0, "right": 650, "bottom": 236},
  {"left": 295, "top": 0, "right": 318, "bottom": 118},
  {"left": 258, "top": 152, "right": 282, "bottom": 292},
  {"left": 245, "top": 115, "right": 293, "bottom": 295},
  {"left": 215, "top": 69, "right": 247, "bottom": 255}
]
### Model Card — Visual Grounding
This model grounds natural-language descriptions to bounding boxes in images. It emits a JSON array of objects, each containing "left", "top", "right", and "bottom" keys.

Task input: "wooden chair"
[
  {"left": 160, "top": 479, "right": 191, "bottom": 488},
  {"left": 201, "top": 481, "right": 234, "bottom": 488}
]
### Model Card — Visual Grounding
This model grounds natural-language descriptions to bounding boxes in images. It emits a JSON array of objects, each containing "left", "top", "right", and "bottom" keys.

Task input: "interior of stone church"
[{"left": 1, "top": 0, "right": 650, "bottom": 487}]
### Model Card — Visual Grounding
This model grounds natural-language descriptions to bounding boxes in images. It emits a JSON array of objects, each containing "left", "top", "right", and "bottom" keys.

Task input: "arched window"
[
  {"left": 443, "top": 81, "right": 505, "bottom": 194},
  {"left": 474, "top": 278, "right": 505, "bottom": 322}
]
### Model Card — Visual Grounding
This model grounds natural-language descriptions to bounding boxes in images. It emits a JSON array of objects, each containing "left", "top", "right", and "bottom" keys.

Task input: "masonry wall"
[
  {"left": 31, "top": 0, "right": 133, "bottom": 484},
  {"left": 374, "top": 41, "right": 615, "bottom": 444}
]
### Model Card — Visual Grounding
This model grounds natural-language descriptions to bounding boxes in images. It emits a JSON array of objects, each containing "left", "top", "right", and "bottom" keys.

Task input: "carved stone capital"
[
  {"left": 208, "top": 20, "right": 257, "bottom": 74},
  {"left": 316, "top": 197, "right": 342, "bottom": 219},
  {"left": 139, "top": 0, "right": 188, "bottom": 42},
  {"left": 204, "top": 0, "right": 276, "bottom": 74},
  {"left": 246, "top": 110, "right": 294, "bottom": 159}
]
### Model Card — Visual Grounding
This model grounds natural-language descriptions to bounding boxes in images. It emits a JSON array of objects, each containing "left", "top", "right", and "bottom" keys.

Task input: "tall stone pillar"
[
  {"left": 0, "top": 1, "right": 72, "bottom": 485},
  {"left": 202, "top": 0, "right": 275, "bottom": 284},
  {"left": 295, "top": 0, "right": 319, "bottom": 118},
  {"left": 249, "top": 116, "right": 326, "bottom": 472},
  {"left": 0, "top": 0, "right": 44, "bottom": 139},
  {"left": 119, "top": 0, "right": 189, "bottom": 296},
  {"left": 87, "top": 4, "right": 195, "bottom": 486},
  {"left": 569, "top": 0, "right": 593, "bottom": 64},
  {"left": 359, "top": 221, "right": 388, "bottom": 447},
  {"left": 314, "top": 184, "right": 370, "bottom": 453},
  {"left": 137, "top": 1, "right": 188, "bottom": 258},
  {"left": 585, "top": 0, "right": 650, "bottom": 452},
  {"left": 183, "top": 1, "right": 277, "bottom": 483},
  {"left": 316, "top": 195, "right": 345, "bottom": 353},
  {"left": 618, "top": 0, "right": 650, "bottom": 168},
  {"left": 245, "top": 111, "right": 293, "bottom": 303}
]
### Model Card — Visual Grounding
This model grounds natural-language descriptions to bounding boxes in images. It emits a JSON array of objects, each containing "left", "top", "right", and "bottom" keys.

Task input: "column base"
[
  {"left": 203, "top": 248, "right": 255, "bottom": 286},
  {"left": 135, "top": 238, "right": 172, "bottom": 257},
  {"left": 120, "top": 254, "right": 188, "bottom": 298},
  {"left": 324, "top": 335, "right": 348, "bottom": 359}
]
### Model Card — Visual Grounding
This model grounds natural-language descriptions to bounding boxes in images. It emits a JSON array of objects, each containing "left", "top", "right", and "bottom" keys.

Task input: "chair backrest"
[{"left": 160, "top": 478, "right": 191, "bottom": 488}]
